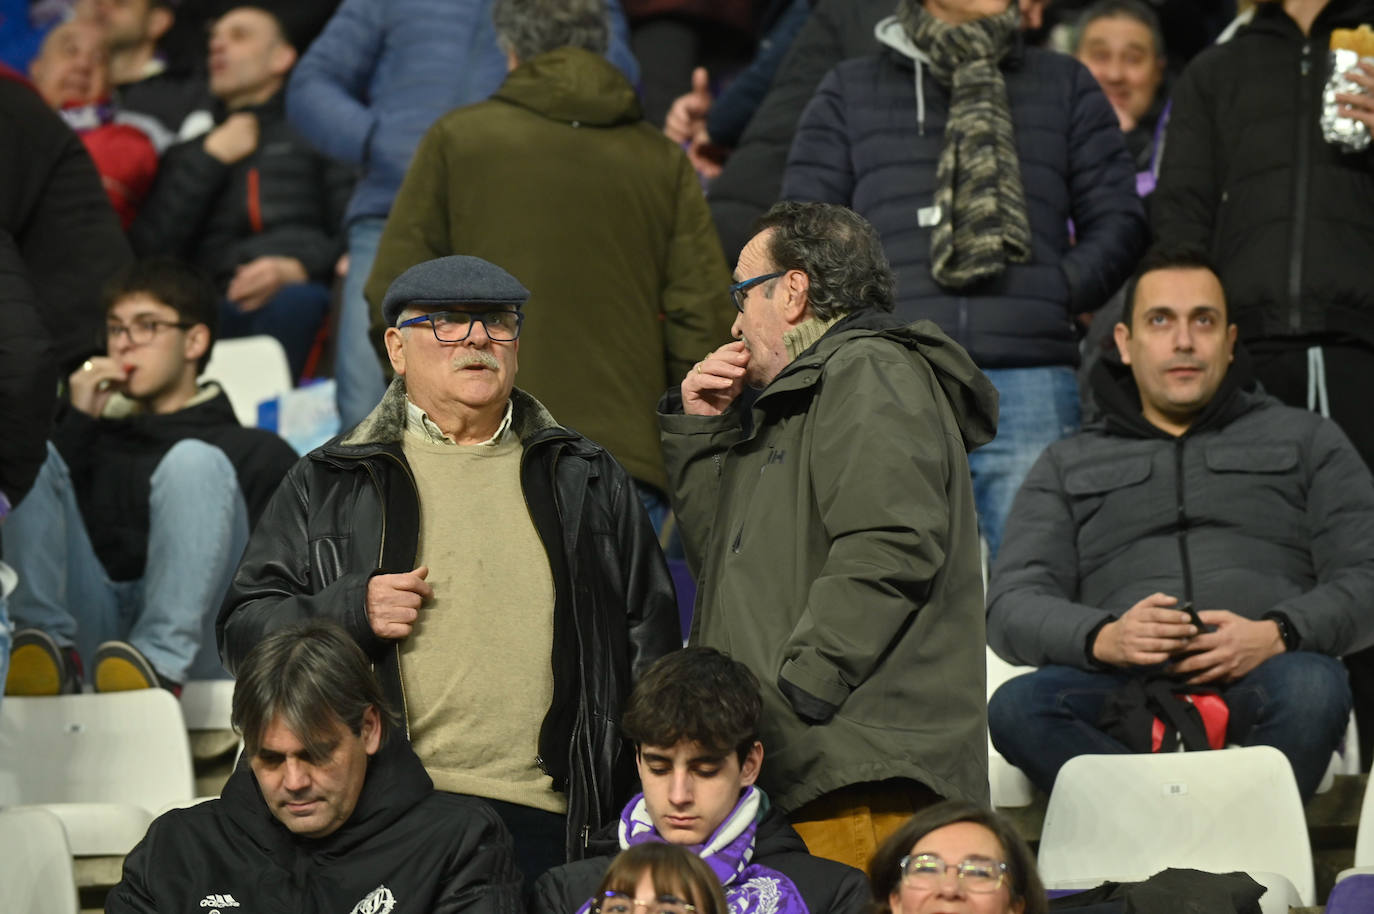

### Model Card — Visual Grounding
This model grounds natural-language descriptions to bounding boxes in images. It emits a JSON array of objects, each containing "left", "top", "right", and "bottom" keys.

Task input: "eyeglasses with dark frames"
[
  {"left": 728, "top": 271, "right": 784, "bottom": 313},
  {"left": 397, "top": 309, "right": 524, "bottom": 342},
  {"left": 105, "top": 319, "right": 195, "bottom": 345}
]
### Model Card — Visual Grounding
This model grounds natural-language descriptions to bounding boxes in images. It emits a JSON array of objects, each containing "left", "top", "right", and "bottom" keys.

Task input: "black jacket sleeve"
[
  {"left": 706, "top": 0, "right": 887, "bottom": 261},
  {"left": 104, "top": 815, "right": 167, "bottom": 914},
  {"left": 1059, "top": 60, "right": 1149, "bottom": 314},
  {"left": 607, "top": 452, "right": 683, "bottom": 678},
  {"left": 216, "top": 458, "right": 387, "bottom": 674},
  {"left": 129, "top": 139, "right": 231, "bottom": 260},
  {"left": 1, "top": 79, "right": 130, "bottom": 373},
  {"left": 432, "top": 800, "right": 524, "bottom": 914},
  {"left": 530, "top": 858, "right": 606, "bottom": 914},
  {"left": 1149, "top": 56, "right": 1220, "bottom": 252},
  {"left": 0, "top": 233, "right": 56, "bottom": 511}
]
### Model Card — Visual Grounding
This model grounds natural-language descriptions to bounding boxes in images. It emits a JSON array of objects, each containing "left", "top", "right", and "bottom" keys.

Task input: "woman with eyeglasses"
[
  {"left": 869, "top": 801, "right": 1047, "bottom": 914},
  {"left": 584, "top": 844, "right": 729, "bottom": 914}
]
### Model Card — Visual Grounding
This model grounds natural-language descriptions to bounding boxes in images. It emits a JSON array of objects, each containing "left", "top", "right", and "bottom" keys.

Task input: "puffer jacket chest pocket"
[
  {"left": 1064, "top": 454, "right": 1156, "bottom": 559},
  {"left": 1201, "top": 442, "right": 1303, "bottom": 538},
  {"left": 1203, "top": 442, "right": 1300, "bottom": 474}
]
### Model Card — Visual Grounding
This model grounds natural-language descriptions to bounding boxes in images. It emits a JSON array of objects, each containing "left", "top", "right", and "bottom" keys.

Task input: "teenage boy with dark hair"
[
  {"left": 3, "top": 256, "right": 297, "bottom": 697},
  {"left": 532, "top": 647, "right": 870, "bottom": 914}
]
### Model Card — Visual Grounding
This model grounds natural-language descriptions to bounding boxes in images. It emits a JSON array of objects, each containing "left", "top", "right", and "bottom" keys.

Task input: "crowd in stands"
[{"left": 2, "top": 0, "right": 1374, "bottom": 910}]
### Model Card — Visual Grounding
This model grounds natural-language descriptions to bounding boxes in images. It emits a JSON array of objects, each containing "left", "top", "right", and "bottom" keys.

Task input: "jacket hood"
[
  {"left": 1088, "top": 343, "right": 1262, "bottom": 439},
  {"left": 220, "top": 734, "right": 434, "bottom": 862},
  {"left": 97, "top": 384, "right": 243, "bottom": 437},
  {"left": 875, "top": 14, "right": 930, "bottom": 64},
  {"left": 493, "top": 46, "right": 642, "bottom": 127},
  {"left": 774, "top": 310, "right": 998, "bottom": 453}
]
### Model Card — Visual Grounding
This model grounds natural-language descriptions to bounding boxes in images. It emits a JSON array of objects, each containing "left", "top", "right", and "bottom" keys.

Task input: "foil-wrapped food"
[{"left": 1323, "top": 26, "right": 1374, "bottom": 152}]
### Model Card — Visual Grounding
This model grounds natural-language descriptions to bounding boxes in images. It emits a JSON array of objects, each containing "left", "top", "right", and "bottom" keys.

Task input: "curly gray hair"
[
  {"left": 751, "top": 201, "right": 896, "bottom": 321},
  {"left": 492, "top": 0, "right": 609, "bottom": 63}
]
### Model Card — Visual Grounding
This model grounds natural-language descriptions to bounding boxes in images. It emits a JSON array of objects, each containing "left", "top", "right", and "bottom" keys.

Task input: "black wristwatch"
[{"left": 1265, "top": 612, "right": 1301, "bottom": 652}]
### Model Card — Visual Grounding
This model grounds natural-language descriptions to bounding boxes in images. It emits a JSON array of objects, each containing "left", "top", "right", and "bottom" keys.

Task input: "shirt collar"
[{"left": 405, "top": 397, "right": 513, "bottom": 446}]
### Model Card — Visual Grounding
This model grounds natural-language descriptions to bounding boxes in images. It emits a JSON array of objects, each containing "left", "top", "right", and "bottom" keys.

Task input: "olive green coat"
[
  {"left": 660, "top": 313, "right": 998, "bottom": 810},
  {"left": 367, "top": 47, "right": 733, "bottom": 492}
]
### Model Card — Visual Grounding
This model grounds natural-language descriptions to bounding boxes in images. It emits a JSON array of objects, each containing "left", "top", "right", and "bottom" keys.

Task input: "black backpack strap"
[{"left": 1098, "top": 677, "right": 1156, "bottom": 753}]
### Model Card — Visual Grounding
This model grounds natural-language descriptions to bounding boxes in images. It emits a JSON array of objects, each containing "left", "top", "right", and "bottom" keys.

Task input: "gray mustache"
[{"left": 452, "top": 352, "right": 500, "bottom": 370}]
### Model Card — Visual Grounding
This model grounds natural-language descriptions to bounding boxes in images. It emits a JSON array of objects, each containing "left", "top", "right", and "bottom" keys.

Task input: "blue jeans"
[
  {"left": 988, "top": 654, "right": 1353, "bottom": 801},
  {"left": 969, "top": 365, "right": 1080, "bottom": 559},
  {"left": 335, "top": 218, "right": 389, "bottom": 429},
  {"left": 219, "top": 281, "right": 332, "bottom": 382},
  {"left": 4, "top": 441, "right": 249, "bottom": 684}
]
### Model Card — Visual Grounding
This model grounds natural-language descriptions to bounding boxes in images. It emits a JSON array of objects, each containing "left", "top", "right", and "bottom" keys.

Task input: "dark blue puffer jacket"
[{"left": 783, "top": 17, "right": 1146, "bottom": 369}]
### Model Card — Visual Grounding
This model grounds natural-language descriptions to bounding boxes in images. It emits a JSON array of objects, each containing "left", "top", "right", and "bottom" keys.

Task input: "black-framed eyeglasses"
[
  {"left": 397, "top": 309, "right": 524, "bottom": 342},
  {"left": 898, "top": 854, "right": 1008, "bottom": 894},
  {"left": 105, "top": 319, "right": 195, "bottom": 345},
  {"left": 592, "top": 891, "right": 697, "bottom": 914},
  {"left": 729, "top": 271, "right": 784, "bottom": 312}
]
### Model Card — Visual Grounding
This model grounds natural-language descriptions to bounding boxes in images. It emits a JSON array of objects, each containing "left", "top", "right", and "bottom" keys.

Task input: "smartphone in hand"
[{"left": 1180, "top": 601, "right": 1217, "bottom": 634}]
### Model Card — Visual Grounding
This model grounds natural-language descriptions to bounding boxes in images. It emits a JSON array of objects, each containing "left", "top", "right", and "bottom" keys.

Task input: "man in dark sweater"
[
  {"left": 533, "top": 648, "right": 871, "bottom": 914},
  {"left": 106, "top": 620, "right": 522, "bottom": 914},
  {"left": 987, "top": 245, "right": 1374, "bottom": 800},
  {"left": 3, "top": 257, "right": 297, "bottom": 697}
]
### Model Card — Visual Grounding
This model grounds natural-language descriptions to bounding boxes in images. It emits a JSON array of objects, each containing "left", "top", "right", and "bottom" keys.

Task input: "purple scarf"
[{"left": 585, "top": 787, "right": 811, "bottom": 914}]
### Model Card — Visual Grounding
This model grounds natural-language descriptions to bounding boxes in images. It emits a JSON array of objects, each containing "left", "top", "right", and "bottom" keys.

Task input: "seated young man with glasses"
[
  {"left": 219, "top": 254, "right": 680, "bottom": 886},
  {"left": 533, "top": 647, "right": 870, "bottom": 914},
  {"left": 4, "top": 256, "right": 297, "bottom": 697}
]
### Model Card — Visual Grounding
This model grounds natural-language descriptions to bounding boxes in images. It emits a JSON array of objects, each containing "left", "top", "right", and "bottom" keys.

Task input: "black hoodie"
[
  {"left": 107, "top": 735, "right": 523, "bottom": 914},
  {"left": 51, "top": 385, "right": 297, "bottom": 581},
  {"left": 987, "top": 346, "right": 1374, "bottom": 668},
  {"left": 1152, "top": 0, "right": 1374, "bottom": 347}
]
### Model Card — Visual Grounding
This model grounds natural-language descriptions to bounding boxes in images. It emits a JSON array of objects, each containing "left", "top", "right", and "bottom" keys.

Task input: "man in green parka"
[
  {"left": 365, "top": 0, "right": 733, "bottom": 525},
  {"left": 660, "top": 201, "right": 999, "bottom": 871}
]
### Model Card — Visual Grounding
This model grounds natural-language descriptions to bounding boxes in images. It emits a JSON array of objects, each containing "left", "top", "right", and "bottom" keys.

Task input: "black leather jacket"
[{"left": 217, "top": 380, "right": 680, "bottom": 860}]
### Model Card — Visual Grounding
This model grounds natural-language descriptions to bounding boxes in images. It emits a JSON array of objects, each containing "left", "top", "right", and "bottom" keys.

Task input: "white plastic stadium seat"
[
  {"left": 180, "top": 678, "right": 235, "bottom": 731},
  {"left": 985, "top": 646, "right": 1036, "bottom": 807},
  {"left": 0, "top": 691, "right": 196, "bottom": 856},
  {"left": 202, "top": 334, "right": 293, "bottom": 427},
  {"left": 0, "top": 806, "right": 78, "bottom": 914},
  {"left": 1352, "top": 762, "right": 1374, "bottom": 868},
  {"left": 1037, "top": 746, "right": 1314, "bottom": 909}
]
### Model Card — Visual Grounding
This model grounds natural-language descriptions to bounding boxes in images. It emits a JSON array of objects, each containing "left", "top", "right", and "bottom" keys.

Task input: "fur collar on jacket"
[{"left": 341, "top": 377, "right": 563, "bottom": 449}]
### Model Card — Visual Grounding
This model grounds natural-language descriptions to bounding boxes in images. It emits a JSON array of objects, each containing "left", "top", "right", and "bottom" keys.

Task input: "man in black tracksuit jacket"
[
  {"left": 1151, "top": 0, "right": 1374, "bottom": 760},
  {"left": 107, "top": 621, "right": 523, "bottom": 914}
]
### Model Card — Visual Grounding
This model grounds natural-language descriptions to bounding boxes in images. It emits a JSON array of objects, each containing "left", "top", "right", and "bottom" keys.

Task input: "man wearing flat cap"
[{"left": 218, "top": 255, "right": 681, "bottom": 884}]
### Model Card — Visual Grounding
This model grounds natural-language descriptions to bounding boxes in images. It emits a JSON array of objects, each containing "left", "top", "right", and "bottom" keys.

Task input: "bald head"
[{"left": 30, "top": 19, "right": 110, "bottom": 108}]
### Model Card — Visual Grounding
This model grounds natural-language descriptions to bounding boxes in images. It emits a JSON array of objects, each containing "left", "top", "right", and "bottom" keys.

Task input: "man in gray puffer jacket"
[{"left": 987, "top": 245, "right": 1374, "bottom": 800}]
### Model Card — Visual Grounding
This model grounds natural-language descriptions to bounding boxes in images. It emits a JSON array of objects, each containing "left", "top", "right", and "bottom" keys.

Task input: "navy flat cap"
[{"left": 381, "top": 255, "right": 530, "bottom": 327}]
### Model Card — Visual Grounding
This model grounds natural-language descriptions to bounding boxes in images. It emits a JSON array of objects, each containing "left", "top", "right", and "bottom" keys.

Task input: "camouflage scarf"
[{"left": 899, "top": 0, "right": 1031, "bottom": 289}]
